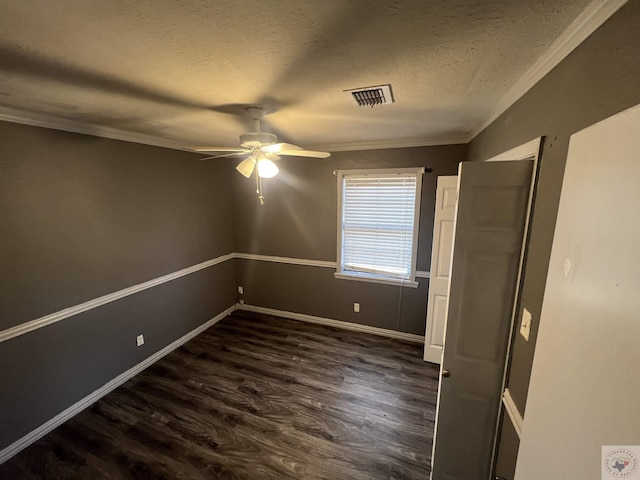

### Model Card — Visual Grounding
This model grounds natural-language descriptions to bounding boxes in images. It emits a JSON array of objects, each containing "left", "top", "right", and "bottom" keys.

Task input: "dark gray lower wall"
[
  {"left": 467, "top": 0, "right": 640, "bottom": 474},
  {"left": 233, "top": 145, "right": 466, "bottom": 335},
  {"left": 494, "top": 413, "right": 519, "bottom": 480},
  {"left": 0, "top": 122, "right": 237, "bottom": 451},
  {"left": 0, "top": 262, "right": 236, "bottom": 450},
  {"left": 237, "top": 260, "right": 429, "bottom": 335}
]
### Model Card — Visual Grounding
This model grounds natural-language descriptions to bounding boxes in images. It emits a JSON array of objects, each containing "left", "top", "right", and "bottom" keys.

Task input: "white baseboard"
[
  {"left": 0, "top": 305, "right": 235, "bottom": 465},
  {"left": 1, "top": 303, "right": 424, "bottom": 464},
  {"left": 237, "top": 304, "right": 425, "bottom": 344}
]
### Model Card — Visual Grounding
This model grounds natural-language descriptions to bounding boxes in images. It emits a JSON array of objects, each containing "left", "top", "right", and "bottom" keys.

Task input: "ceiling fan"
[{"left": 186, "top": 107, "right": 330, "bottom": 203}]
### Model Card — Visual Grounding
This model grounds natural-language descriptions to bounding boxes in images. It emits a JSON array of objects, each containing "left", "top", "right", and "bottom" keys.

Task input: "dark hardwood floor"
[{"left": 0, "top": 311, "right": 440, "bottom": 479}]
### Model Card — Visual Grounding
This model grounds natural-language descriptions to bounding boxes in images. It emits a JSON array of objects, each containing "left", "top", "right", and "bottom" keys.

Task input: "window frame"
[{"left": 335, "top": 167, "right": 424, "bottom": 288}]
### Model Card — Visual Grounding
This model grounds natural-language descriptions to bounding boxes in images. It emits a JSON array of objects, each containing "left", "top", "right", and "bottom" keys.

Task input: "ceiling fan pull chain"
[
  {"left": 258, "top": 177, "right": 264, "bottom": 204},
  {"left": 255, "top": 168, "right": 265, "bottom": 204}
]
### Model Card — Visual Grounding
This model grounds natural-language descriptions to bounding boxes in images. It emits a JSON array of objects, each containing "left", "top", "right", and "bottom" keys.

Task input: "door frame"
[{"left": 483, "top": 137, "right": 544, "bottom": 474}]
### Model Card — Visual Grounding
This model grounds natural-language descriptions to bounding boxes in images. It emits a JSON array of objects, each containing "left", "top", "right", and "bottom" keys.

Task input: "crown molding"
[
  {"left": 0, "top": 105, "right": 186, "bottom": 151},
  {"left": 308, "top": 134, "right": 470, "bottom": 152},
  {"left": 0, "top": 104, "right": 468, "bottom": 151},
  {"left": 468, "top": 0, "right": 628, "bottom": 141},
  {"left": 1, "top": 1, "right": 626, "bottom": 153}
]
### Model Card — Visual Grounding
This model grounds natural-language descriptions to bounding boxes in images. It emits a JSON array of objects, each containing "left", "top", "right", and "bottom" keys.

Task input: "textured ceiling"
[{"left": 0, "top": 0, "right": 602, "bottom": 151}]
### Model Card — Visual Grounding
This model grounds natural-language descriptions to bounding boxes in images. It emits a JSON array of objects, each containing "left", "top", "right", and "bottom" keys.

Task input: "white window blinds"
[{"left": 339, "top": 171, "right": 421, "bottom": 280}]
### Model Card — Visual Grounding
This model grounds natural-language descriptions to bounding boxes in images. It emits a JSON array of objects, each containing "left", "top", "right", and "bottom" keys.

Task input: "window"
[{"left": 335, "top": 168, "right": 424, "bottom": 287}]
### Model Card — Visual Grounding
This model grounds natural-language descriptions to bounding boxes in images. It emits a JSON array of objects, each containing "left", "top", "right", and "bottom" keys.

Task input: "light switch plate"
[
  {"left": 136, "top": 334, "right": 145, "bottom": 347},
  {"left": 520, "top": 308, "right": 532, "bottom": 341}
]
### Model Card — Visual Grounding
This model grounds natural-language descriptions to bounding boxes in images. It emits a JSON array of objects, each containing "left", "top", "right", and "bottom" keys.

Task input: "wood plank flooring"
[{"left": 0, "top": 311, "right": 440, "bottom": 479}]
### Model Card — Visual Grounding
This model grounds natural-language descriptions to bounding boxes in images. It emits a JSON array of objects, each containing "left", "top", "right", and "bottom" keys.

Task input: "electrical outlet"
[
  {"left": 520, "top": 308, "right": 532, "bottom": 341},
  {"left": 354, "top": 302, "right": 360, "bottom": 313},
  {"left": 136, "top": 334, "right": 145, "bottom": 347},
  {"left": 238, "top": 286, "right": 244, "bottom": 294}
]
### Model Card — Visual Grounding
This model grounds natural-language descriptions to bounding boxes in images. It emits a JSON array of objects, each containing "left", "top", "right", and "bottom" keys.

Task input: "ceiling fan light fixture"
[
  {"left": 257, "top": 158, "right": 279, "bottom": 178},
  {"left": 236, "top": 157, "right": 256, "bottom": 178},
  {"left": 186, "top": 105, "right": 328, "bottom": 202},
  {"left": 264, "top": 152, "right": 281, "bottom": 162}
]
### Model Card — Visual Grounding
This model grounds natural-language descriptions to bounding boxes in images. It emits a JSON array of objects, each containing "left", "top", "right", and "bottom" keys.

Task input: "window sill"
[{"left": 334, "top": 272, "right": 419, "bottom": 288}]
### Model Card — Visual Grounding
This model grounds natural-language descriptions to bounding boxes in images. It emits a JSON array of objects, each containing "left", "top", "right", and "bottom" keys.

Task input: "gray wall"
[
  {"left": 233, "top": 145, "right": 466, "bottom": 335},
  {"left": 494, "top": 411, "right": 519, "bottom": 480},
  {"left": 7, "top": 0, "right": 637, "bottom": 456},
  {"left": 468, "top": 1, "right": 640, "bottom": 476},
  {"left": 0, "top": 122, "right": 237, "bottom": 449}
]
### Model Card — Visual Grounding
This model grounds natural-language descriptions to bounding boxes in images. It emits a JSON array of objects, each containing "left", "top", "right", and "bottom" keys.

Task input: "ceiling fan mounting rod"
[{"left": 245, "top": 106, "right": 265, "bottom": 133}]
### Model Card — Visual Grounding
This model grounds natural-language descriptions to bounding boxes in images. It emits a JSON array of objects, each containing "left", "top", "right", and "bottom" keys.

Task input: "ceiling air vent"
[{"left": 344, "top": 84, "right": 394, "bottom": 107}]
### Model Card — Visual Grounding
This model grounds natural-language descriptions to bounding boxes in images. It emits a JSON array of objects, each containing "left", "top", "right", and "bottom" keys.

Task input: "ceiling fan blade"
[
  {"left": 262, "top": 143, "right": 302, "bottom": 153},
  {"left": 263, "top": 143, "right": 330, "bottom": 158},
  {"left": 199, "top": 152, "right": 248, "bottom": 161},
  {"left": 236, "top": 157, "right": 256, "bottom": 178},
  {"left": 278, "top": 149, "right": 331, "bottom": 158},
  {"left": 186, "top": 146, "right": 249, "bottom": 153}
]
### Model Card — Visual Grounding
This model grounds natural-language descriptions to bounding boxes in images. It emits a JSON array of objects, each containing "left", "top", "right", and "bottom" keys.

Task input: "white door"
[
  {"left": 424, "top": 176, "right": 458, "bottom": 364},
  {"left": 431, "top": 160, "right": 534, "bottom": 480}
]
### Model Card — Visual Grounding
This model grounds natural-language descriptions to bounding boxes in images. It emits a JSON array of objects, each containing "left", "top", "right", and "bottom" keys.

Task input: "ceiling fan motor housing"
[{"left": 239, "top": 132, "right": 277, "bottom": 148}]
